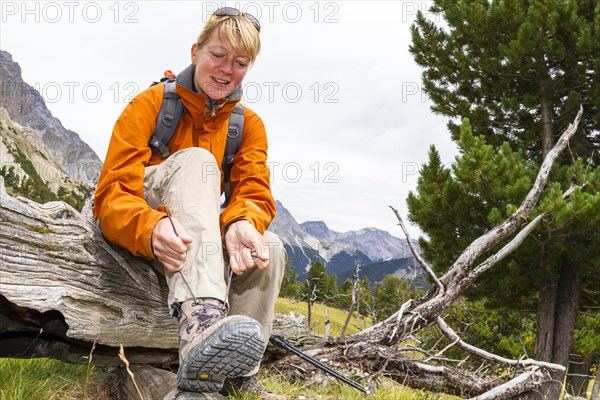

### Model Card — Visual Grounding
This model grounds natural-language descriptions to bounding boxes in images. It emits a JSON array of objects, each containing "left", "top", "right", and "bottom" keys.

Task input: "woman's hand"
[
  {"left": 151, "top": 217, "right": 193, "bottom": 273},
  {"left": 225, "top": 220, "right": 269, "bottom": 275}
]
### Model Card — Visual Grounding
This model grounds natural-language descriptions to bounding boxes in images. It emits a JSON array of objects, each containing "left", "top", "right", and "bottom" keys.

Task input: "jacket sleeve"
[
  {"left": 220, "top": 108, "right": 276, "bottom": 234},
  {"left": 92, "top": 86, "right": 166, "bottom": 259}
]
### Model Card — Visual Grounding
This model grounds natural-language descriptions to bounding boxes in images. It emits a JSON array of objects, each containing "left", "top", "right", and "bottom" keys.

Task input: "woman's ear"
[{"left": 191, "top": 43, "right": 199, "bottom": 65}]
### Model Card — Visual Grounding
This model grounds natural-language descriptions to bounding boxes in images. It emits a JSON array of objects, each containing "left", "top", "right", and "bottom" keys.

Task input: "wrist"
[{"left": 223, "top": 218, "right": 251, "bottom": 235}]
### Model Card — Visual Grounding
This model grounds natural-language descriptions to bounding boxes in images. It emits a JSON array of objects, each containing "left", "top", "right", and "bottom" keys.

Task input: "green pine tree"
[
  {"left": 303, "top": 261, "right": 329, "bottom": 326},
  {"left": 373, "top": 275, "right": 410, "bottom": 322},
  {"left": 409, "top": 1, "right": 600, "bottom": 397},
  {"left": 336, "top": 278, "right": 353, "bottom": 310},
  {"left": 280, "top": 265, "right": 301, "bottom": 299},
  {"left": 326, "top": 273, "right": 338, "bottom": 304}
]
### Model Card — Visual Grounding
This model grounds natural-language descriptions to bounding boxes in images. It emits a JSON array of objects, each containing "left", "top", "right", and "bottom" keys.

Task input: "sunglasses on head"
[{"left": 214, "top": 7, "right": 261, "bottom": 33}]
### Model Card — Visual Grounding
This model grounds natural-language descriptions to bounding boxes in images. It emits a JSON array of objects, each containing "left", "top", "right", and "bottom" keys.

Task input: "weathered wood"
[
  {"left": 591, "top": 359, "right": 600, "bottom": 400},
  {"left": 468, "top": 369, "right": 549, "bottom": 400},
  {"left": 0, "top": 178, "right": 178, "bottom": 364},
  {"left": 266, "top": 339, "right": 502, "bottom": 397}
]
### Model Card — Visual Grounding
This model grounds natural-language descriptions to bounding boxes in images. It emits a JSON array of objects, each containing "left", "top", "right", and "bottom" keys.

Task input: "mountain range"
[
  {"left": 268, "top": 200, "right": 424, "bottom": 286},
  {"left": 0, "top": 49, "right": 425, "bottom": 289}
]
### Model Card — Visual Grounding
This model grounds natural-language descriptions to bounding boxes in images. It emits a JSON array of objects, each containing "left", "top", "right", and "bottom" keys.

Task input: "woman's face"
[{"left": 192, "top": 30, "right": 251, "bottom": 100}]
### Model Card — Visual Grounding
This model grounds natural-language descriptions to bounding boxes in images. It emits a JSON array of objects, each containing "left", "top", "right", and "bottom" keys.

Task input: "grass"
[
  {"left": 274, "top": 297, "right": 372, "bottom": 337},
  {"left": 250, "top": 370, "right": 461, "bottom": 400},
  {"left": 0, "top": 357, "right": 105, "bottom": 400}
]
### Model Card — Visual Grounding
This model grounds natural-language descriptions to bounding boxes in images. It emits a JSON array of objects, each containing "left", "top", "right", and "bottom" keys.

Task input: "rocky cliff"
[
  {"left": 0, "top": 108, "right": 89, "bottom": 209},
  {"left": 0, "top": 50, "right": 101, "bottom": 185}
]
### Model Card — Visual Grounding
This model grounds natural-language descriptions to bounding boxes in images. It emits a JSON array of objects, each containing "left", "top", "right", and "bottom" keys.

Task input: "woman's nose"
[{"left": 219, "top": 61, "right": 233, "bottom": 75}]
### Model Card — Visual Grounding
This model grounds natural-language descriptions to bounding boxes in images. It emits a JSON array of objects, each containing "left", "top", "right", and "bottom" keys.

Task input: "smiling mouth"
[{"left": 212, "top": 77, "right": 230, "bottom": 85}]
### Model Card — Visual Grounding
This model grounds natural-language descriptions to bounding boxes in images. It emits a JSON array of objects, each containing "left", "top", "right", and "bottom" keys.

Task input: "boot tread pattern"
[{"left": 177, "top": 317, "right": 264, "bottom": 392}]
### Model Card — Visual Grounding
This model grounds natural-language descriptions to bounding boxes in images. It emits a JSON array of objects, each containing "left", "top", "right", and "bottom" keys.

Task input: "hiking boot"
[
  {"left": 175, "top": 298, "right": 265, "bottom": 393},
  {"left": 219, "top": 376, "right": 285, "bottom": 399}
]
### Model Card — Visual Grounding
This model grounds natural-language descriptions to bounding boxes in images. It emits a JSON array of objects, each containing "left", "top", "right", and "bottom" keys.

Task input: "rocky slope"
[
  {"left": 0, "top": 108, "right": 89, "bottom": 207},
  {"left": 0, "top": 50, "right": 101, "bottom": 185}
]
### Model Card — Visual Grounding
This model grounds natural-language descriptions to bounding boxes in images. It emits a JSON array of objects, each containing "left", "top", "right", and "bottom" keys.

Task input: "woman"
[{"left": 93, "top": 8, "right": 285, "bottom": 398}]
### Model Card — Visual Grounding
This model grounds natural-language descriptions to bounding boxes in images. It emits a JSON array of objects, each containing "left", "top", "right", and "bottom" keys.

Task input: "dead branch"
[
  {"left": 436, "top": 317, "right": 565, "bottom": 372},
  {"left": 340, "top": 260, "right": 361, "bottom": 337},
  {"left": 351, "top": 106, "right": 583, "bottom": 346},
  {"left": 389, "top": 205, "right": 444, "bottom": 293},
  {"left": 468, "top": 369, "right": 551, "bottom": 400},
  {"left": 440, "top": 106, "right": 583, "bottom": 288}
]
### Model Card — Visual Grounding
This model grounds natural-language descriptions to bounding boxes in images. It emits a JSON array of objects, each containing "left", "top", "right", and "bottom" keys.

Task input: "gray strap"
[
  {"left": 149, "top": 80, "right": 183, "bottom": 158},
  {"left": 222, "top": 103, "right": 244, "bottom": 207}
]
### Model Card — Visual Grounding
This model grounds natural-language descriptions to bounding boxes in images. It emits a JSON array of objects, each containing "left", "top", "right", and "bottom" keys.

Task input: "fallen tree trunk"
[
  {"left": 0, "top": 184, "right": 178, "bottom": 364},
  {"left": 0, "top": 109, "right": 583, "bottom": 398}
]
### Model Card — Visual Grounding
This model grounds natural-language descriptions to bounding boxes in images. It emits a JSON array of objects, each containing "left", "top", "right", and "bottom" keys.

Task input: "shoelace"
[
  {"left": 190, "top": 300, "right": 227, "bottom": 327},
  {"left": 162, "top": 200, "right": 234, "bottom": 321}
]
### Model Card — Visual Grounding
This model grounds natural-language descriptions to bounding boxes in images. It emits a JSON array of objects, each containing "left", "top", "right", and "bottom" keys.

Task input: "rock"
[
  {"left": 163, "top": 389, "right": 225, "bottom": 400},
  {"left": 121, "top": 365, "right": 177, "bottom": 400}
]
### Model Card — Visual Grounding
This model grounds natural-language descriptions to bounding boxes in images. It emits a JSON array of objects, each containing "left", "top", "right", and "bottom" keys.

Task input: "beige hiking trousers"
[{"left": 143, "top": 147, "right": 285, "bottom": 339}]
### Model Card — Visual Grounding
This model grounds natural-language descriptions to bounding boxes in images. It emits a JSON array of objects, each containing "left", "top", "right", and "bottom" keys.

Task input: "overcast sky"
[{"left": 1, "top": 0, "right": 458, "bottom": 238}]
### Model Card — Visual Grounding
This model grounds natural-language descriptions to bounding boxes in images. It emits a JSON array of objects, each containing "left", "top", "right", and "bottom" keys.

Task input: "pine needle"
[{"left": 118, "top": 344, "right": 144, "bottom": 400}]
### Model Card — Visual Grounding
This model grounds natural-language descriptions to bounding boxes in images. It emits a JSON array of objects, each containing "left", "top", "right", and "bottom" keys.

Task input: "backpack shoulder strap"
[
  {"left": 149, "top": 79, "right": 183, "bottom": 158},
  {"left": 222, "top": 103, "right": 245, "bottom": 207}
]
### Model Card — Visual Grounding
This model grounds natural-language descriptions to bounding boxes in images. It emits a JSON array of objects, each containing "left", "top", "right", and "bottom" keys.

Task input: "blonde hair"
[{"left": 197, "top": 13, "right": 261, "bottom": 63}]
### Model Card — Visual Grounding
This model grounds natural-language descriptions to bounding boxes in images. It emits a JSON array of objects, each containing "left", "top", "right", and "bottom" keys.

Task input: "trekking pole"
[{"left": 269, "top": 334, "right": 373, "bottom": 395}]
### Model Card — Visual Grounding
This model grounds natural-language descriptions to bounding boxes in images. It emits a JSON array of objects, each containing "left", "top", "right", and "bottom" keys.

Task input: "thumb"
[
  {"left": 171, "top": 218, "right": 192, "bottom": 244},
  {"left": 179, "top": 233, "right": 193, "bottom": 244},
  {"left": 256, "top": 243, "right": 270, "bottom": 261},
  {"left": 252, "top": 242, "right": 270, "bottom": 270}
]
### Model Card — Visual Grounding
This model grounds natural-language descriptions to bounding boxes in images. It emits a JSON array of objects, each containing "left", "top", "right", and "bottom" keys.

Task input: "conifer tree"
[
  {"left": 280, "top": 265, "right": 300, "bottom": 299},
  {"left": 303, "top": 261, "right": 329, "bottom": 326},
  {"left": 373, "top": 275, "right": 410, "bottom": 322},
  {"left": 409, "top": 1, "right": 600, "bottom": 398}
]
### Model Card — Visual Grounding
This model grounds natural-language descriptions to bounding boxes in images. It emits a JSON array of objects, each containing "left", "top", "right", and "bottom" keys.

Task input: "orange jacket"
[{"left": 93, "top": 65, "right": 275, "bottom": 259}]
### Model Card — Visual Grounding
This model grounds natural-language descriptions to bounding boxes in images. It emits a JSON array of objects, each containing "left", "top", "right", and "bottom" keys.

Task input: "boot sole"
[{"left": 176, "top": 317, "right": 265, "bottom": 392}]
